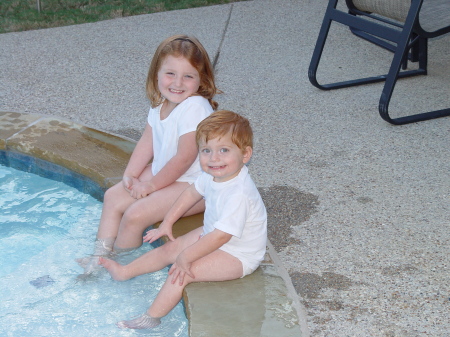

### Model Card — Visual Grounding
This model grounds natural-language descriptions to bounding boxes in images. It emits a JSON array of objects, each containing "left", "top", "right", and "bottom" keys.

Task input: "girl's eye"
[{"left": 185, "top": 75, "right": 194, "bottom": 79}]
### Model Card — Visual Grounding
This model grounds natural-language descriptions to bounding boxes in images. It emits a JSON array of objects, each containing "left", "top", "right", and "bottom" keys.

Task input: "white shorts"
[
  {"left": 241, "top": 263, "right": 256, "bottom": 278},
  {"left": 199, "top": 231, "right": 258, "bottom": 278}
]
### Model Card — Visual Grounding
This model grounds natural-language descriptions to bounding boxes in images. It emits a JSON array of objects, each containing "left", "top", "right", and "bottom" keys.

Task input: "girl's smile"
[{"left": 157, "top": 55, "right": 201, "bottom": 112}]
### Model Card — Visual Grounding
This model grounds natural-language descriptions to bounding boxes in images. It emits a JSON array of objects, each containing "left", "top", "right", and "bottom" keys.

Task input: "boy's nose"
[{"left": 210, "top": 152, "right": 219, "bottom": 161}]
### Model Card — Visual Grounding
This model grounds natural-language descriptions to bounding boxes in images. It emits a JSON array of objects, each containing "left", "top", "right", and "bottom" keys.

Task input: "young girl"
[
  {"left": 99, "top": 110, "right": 267, "bottom": 330},
  {"left": 77, "top": 35, "right": 220, "bottom": 275}
]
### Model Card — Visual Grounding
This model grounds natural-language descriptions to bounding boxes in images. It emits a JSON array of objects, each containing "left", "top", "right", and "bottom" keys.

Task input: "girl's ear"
[{"left": 242, "top": 146, "right": 253, "bottom": 164}]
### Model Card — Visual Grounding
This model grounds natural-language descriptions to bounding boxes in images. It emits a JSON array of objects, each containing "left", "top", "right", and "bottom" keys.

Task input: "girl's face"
[
  {"left": 198, "top": 132, "right": 252, "bottom": 183},
  {"left": 157, "top": 55, "right": 201, "bottom": 107}
]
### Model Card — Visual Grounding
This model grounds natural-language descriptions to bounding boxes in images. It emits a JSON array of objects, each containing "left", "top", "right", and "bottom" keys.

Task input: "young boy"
[{"left": 99, "top": 110, "right": 267, "bottom": 330}]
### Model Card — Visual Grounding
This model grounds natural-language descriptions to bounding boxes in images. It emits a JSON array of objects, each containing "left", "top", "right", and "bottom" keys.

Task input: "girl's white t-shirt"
[{"left": 147, "top": 96, "right": 213, "bottom": 183}]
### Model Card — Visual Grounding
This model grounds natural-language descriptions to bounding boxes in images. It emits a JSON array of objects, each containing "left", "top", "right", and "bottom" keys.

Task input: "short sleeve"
[
  {"left": 147, "top": 106, "right": 158, "bottom": 128},
  {"left": 194, "top": 172, "right": 208, "bottom": 197},
  {"left": 177, "top": 98, "right": 212, "bottom": 136}
]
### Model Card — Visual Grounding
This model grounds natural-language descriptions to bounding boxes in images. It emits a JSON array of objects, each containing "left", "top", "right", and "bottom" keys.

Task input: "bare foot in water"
[{"left": 98, "top": 257, "right": 130, "bottom": 281}]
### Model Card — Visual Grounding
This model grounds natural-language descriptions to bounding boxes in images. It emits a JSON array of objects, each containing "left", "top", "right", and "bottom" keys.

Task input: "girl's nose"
[{"left": 174, "top": 76, "right": 183, "bottom": 87}]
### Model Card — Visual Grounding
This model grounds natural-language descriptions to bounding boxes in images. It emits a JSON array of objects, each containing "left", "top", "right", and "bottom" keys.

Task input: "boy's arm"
[
  {"left": 143, "top": 183, "right": 203, "bottom": 243},
  {"left": 133, "top": 131, "right": 198, "bottom": 197},
  {"left": 169, "top": 229, "right": 233, "bottom": 284}
]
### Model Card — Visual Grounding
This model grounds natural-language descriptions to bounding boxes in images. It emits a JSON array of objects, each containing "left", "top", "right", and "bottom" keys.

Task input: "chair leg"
[
  {"left": 378, "top": 2, "right": 450, "bottom": 125},
  {"left": 308, "top": 0, "right": 338, "bottom": 90}
]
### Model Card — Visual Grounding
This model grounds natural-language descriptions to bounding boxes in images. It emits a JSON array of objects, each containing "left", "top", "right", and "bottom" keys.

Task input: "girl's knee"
[
  {"left": 120, "top": 209, "right": 144, "bottom": 232},
  {"left": 103, "top": 185, "right": 116, "bottom": 203},
  {"left": 103, "top": 183, "right": 125, "bottom": 205}
]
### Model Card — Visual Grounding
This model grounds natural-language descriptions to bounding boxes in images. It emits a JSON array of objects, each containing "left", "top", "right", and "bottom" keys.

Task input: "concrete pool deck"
[
  {"left": 1, "top": 0, "right": 449, "bottom": 335},
  {"left": 0, "top": 111, "right": 306, "bottom": 336}
]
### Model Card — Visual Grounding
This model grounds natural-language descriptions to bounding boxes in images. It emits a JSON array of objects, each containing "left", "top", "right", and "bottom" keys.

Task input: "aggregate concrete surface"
[{"left": 1, "top": 0, "right": 449, "bottom": 336}]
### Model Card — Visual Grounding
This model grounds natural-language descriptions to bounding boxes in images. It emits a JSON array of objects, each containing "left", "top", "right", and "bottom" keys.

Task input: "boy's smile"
[{"left": 199, "top": 132, "right": 252, "bottom": 183}]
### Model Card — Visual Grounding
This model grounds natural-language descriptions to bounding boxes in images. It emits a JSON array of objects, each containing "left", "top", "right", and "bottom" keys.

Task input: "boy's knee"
[{"left": 159, "top": 238, "right": 182, "bottom": 257}]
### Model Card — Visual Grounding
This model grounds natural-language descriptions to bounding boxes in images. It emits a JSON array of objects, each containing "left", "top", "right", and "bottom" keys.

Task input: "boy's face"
[{"left": 198, "top": 131, "right": 252, "bottom": 183}]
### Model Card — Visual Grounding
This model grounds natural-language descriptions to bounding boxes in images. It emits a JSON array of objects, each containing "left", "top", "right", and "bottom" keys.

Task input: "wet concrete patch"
[
  {"left": 258, "top": 185, "right": 319, "bottom": 252},
  {"left": 289, "top": 271, "right": 353, "bottom": 300},
  {"left": 381, "top": 264, "right": 418, "bottom": 276},
  {"left": 356, "top": 196, "right": 373, "bottom": 204}
]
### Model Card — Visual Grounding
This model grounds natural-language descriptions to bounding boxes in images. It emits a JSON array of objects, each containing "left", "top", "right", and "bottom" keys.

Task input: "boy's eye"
[
  {"left": 201, "top": 148, "right": 210, "bottom": 153},
  {"left": 219, "top": 148, "right": 229, "bottom": 153}
]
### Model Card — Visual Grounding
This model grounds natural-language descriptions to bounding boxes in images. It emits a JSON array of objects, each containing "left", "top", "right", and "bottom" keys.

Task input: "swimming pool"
[{"left": 0, "top": 161, "right": 188, "bottom": 336}]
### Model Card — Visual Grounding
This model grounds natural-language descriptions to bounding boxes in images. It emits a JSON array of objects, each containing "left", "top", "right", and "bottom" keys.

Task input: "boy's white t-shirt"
[
  {"left": 147, "top": 96, "right": 213, "bottom": 183},
  {"left": 194, "top": 165, "right": 268, "bottom": 270}
]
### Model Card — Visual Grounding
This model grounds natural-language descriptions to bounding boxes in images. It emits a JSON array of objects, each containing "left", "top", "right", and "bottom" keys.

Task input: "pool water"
[{"left": 0, "top": 164, "right": 188, "bottom": 337}]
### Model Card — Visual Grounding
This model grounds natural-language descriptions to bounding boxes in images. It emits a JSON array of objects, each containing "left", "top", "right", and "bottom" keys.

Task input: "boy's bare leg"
[
  {"left": 118, "top": 249, "right": 243, "bottom": 329},
  {"left": 100, "top": 227, "right": 204, "bottom": 281}
]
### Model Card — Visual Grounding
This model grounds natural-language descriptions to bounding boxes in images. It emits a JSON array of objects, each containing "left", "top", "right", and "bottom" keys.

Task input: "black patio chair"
[{"left": 308, "top": 0, "right": 450, "bottom": 125}]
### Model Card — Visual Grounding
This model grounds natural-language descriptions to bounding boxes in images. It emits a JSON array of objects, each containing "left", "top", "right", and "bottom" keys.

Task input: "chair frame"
[{"left": 308, "top": 0, "right": 450, "bottom": 125}]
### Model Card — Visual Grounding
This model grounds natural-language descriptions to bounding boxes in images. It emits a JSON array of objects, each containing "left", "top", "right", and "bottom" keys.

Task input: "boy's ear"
[{"left": 243, "top": 146, "right": 253, "bottom": 164}]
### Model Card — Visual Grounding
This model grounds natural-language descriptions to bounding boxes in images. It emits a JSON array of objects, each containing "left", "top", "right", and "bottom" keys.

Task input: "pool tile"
[{"left": 5, "top": 150, "right": 36, "bottom": 172}]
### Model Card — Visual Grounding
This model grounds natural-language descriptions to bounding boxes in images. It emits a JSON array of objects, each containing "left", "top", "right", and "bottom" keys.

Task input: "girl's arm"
[
  {"left": 131, "top": 130, "right": 198, "bottom": 198},
  {"left": 122, "top": 124, "right": 154, "bottom": 190},
  {"left": 169, "top": 229, "right": 233, "bottom": 284},
  {"left": 143, "top": 183, "right": 204, "bottom": 243}
]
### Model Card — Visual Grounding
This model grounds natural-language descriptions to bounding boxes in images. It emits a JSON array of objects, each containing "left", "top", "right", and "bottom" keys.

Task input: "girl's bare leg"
[
  {"left": 100, "top": 227, "right": 204, "bottom": 281},
  {"left": 79, "top": 166, "right": 204, "bottom": 275},
  {"left": 113, "top": 182, "right": 205, "bottom": 250},
  {"left": 96, "top": 182, "right": 136, "bottom": 240},
  {"left": 117, "top": 250, "right": 243, "bottom": 329},
  {"left": 76, "top": 181, "right": 136, "bottom": 274}
]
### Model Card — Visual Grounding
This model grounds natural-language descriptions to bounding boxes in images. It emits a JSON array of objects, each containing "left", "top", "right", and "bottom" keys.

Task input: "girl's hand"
[
  {"left": 168, "top": 254, "right": 194, "bottom": 286},
  {"left": 129, "top": 181, "right": 153, "bottom": 199},
  {"left": 122, "top": 176, "right": 136, "bottom": 192},
  {"left": 143, "top": 223, "right": 175, "bottom": 243}
]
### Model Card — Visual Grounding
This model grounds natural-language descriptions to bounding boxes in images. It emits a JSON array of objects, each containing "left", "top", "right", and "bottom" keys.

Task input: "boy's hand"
[
  {"left": 143, "top": 223, "right": 175, "bottom": 243},
  {"left": 169, "top": 253, "right": 195, "bottom": 285}
]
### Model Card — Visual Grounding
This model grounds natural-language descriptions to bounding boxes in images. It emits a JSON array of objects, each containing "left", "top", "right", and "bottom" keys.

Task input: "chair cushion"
[
  {"left": 352, "top": 0, "right": 410, "bottom": 22},
  {"left": 419, "top": 0, "right": 450, "bottom": 33}
]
